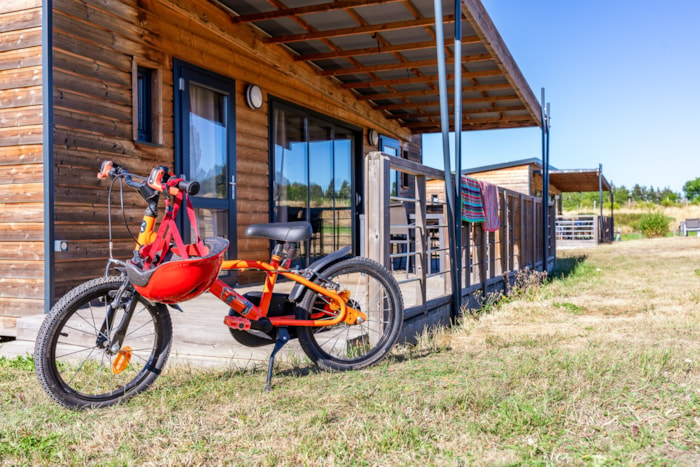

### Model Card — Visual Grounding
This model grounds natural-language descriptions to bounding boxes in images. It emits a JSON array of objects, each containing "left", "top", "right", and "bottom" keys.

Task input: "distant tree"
[
  {"left": 658, "top": 187, "right": 679, "bottom": 205},
  {"left": 337, "top": 180, "right": 351, "bottom": 200},
  {"left": 683, "top": 177, "right": 700, "bottom": 201},
  {"left": 309, "top": 183, "right": 324, "bottom": 205},
  {"left": 614, "top": 185, "right": 630, "bottom": 205},
  {"left": 631, "top": 184, "right": 645, "bottom": 202}
]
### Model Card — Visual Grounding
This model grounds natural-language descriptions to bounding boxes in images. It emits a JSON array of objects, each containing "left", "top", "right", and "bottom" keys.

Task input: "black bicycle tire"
[
  {"left": 34, "top": 276, "right": 172, "bottom": 410},
  {"left": 296, "top": 257, "right": 403, "bottom": 371}
]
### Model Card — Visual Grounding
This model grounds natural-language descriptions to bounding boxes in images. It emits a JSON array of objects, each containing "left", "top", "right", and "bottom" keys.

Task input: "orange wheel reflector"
[
  {"left": 112, "top": 346, "right": 133, "bottom": 374},
  {"left": 328, "top": 290, "right": 350, "bottom": 312}
]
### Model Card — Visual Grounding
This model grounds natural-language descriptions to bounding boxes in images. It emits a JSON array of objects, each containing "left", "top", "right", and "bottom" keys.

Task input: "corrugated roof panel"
[
  {"left": 352, "top": 52, "right": 401, "bottom": 67},
  {"left": 301, "top": 10, "right": 358, "bottom": 30},
  {"left": 352, "top": 3, "right": 415, "bottom": 25},
  {"left": 255, "top": 18, "right": 307, "bottom": 37},
  {"left": 217, "top": 0, "right": 272, "bottom": 16},
  {"left": 375, "top": 28, "right": 436, "bottom": 44},
  {"left": 285, "top": 39, "right": 332, "bottom": 56},
  {"left": 213, "top": 0, "right": 541, "bottom": 133}
]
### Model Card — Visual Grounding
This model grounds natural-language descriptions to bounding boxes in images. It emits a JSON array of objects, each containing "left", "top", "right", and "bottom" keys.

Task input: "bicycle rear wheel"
[
  {"left": 34, "top": 276, "right": 172, "bottom": 409},
  {"left": 296, "top": 257, "right": 403, "bottom": 371}
]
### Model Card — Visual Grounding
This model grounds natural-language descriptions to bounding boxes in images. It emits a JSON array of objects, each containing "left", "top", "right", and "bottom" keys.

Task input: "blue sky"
[{"left": 421, "top": 0, "right": 700, "bottom": 194}]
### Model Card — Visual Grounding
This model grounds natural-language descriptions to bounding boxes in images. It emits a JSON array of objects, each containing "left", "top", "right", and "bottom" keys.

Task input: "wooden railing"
[{"left": 364, "top": 152, "right": 556, "bottom": 338}]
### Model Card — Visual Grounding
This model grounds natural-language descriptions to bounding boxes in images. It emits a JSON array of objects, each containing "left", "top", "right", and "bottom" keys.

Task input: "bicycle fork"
[{"left": 96, "top": 280, "right": 139, "bottom": 356}]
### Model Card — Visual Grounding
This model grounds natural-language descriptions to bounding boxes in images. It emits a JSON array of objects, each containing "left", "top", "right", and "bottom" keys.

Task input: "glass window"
[
  {"left": 380, "top": 136, "right": 401, "bottom": 197},
  {"left": 136, "top": 67, "right": 152, "bottom": 142},
  {"left": 188, "top": 83, "right": 227, "bottom": 199}
]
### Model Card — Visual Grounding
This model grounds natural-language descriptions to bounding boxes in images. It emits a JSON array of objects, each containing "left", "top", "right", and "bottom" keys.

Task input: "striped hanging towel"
[
  {"left": 461, "top": 175, "right": 485, "bottom": 223},
  {"left": 478, "top": 180, "right": 500, "bottom": 232}
]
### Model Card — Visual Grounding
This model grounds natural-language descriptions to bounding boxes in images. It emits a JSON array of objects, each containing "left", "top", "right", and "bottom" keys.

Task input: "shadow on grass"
[{"left": 550, "top": 255, "right": 587, "bottom": 280}]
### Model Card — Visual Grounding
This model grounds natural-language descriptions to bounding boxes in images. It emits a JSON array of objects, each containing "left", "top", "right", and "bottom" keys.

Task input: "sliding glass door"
[{"left": 271, "top": 101, "right": 360, "bottom": 266}]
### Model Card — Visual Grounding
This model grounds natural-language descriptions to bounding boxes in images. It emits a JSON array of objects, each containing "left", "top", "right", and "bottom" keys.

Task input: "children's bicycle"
[{"left": 34, "top": 161, "right": 403, "bottom": 409}]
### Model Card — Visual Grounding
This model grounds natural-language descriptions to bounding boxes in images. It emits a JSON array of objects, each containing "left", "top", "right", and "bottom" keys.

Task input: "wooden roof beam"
[
  {"left": 403, "top": 114, "right": 534, "bottom": 129},
  {"left": 294, "top": 35, "right": 480, "bottom": 62},
  {"left": 231, "top": 0, "right": 401, "bottom": 24},
  {"left": 405, "top": 121, "right": 535, "bottom": 133},
  {"left": 340, "top": 69, "right": 500, "bottom": 89},
  {"left": 356, "top": 83, "right": 511, "bottom": 100},
  {"left": 373, "top": 94, "right": 521, "bottom": 111},
  {"left": 385, "top": 105, "right": 527, "bottom": 119},
  {"left": 264, "top": 16, "right": 455, "bottom": 44},
  {"left": 319, "top": 53, "right": 489, "bottom": 76}
]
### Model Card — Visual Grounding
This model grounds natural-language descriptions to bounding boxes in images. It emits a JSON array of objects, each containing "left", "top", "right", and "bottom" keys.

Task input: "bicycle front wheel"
[
  {"left": 296, "top": 257, "right": 403, "bottom": 372},
  {"left": 34, "top": 276, "right": 172, "bottom": 409}
]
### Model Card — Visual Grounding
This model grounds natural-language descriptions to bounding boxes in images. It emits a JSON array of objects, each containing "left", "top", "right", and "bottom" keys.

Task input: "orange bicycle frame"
[{"left": 134, "top": 209, "right": 366, "bottom": 327}]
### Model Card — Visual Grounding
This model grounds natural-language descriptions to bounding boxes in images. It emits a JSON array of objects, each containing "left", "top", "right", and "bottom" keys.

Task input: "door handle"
[{"left": 230, "top": 175, "right": 236, "bottom": 200}]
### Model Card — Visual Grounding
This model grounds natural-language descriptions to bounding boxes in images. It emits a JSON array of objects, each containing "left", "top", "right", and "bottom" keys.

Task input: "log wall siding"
[
  {"left": 0, "top": 0, "right": 45, "bottom": 318},
  {"left": 50, "top": 0, "right": 412, "bottom": 296},
  {"left": 467, "top": 165, "right": 531, "bottom": 196}
]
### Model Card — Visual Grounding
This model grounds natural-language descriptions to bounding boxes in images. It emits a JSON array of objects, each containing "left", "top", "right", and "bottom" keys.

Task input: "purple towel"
[{"left": 478, "top": 180, "right": 500, "bottom": 232}]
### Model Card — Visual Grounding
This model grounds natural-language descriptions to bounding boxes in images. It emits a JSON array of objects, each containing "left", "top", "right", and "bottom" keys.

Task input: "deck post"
[
  {"left": 531, "top": 200, "right": 537, "bottom": 269},
  {"left": 414, "top": 174, "right": 427, "bottom": 306},
  {"left": 519, "top": 195, "right": 525, "bottom": 268},
  {"left": 365, "top": 152, "right": 391, "bottom": 268},
  {"left": 477, "top": 224, "right": 486, "bottom": 296}
]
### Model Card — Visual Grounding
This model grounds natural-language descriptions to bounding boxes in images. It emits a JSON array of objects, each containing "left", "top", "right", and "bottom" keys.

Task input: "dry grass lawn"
[{"left": 0, "top": 237, "right": 698, "bottom": 465}]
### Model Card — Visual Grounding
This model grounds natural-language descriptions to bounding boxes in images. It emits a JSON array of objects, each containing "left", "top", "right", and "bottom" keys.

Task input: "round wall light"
[
  {"left": 368, "top": 128, "right": 379, "bottom": 146},
  {"left": 245, "top": 84, "right": 263, "bottom": 110}
]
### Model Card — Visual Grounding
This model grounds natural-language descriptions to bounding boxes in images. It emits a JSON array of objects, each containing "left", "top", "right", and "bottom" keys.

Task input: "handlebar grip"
[
  {"left": 97, "top": 160, "right": 114, "bottom": 179},
  {"left": 178, "top": 180, "right": 200, "bottom": 196}
]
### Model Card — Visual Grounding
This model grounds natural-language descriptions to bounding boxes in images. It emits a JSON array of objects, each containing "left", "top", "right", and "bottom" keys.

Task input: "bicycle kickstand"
[{"left": 265, "top": 327, "right": 291, "bottom": 392}]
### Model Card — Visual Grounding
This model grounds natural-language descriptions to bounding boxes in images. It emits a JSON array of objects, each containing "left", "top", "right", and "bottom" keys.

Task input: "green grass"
[{"left": 1, "top": 238, "right": 699, "bottom": 465}]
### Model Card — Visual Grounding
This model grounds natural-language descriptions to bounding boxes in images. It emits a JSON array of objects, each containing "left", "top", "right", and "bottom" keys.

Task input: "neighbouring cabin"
[
  {"left": 464, "top": 158, "right": 562, "bottom": 199},
  {"left": 0, "top": 0, "right": 543, "bottom": 335}
]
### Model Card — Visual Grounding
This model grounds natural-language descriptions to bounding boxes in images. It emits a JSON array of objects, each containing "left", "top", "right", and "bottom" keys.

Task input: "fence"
[
  {"left": 556, "top": 215, "right": 614, "bottom": 247},
  {"left": 364, "top": 152, "right": 556, "bottom": 340}
]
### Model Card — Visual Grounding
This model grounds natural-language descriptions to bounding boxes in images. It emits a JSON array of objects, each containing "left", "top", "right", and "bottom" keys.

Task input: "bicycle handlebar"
[{"left": 98, "top": 160, "right": 199, "bottom": 196}]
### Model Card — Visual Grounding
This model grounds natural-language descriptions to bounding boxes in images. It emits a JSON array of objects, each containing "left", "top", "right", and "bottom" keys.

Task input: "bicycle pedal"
[{"left": 224, "top": 315, "right": 251, "bottom": 331}]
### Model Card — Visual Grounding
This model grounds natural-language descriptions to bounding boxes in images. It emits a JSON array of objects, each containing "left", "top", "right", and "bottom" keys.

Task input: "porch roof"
[
  {"left": 549, "top": 169, "right": 612, "bottom": 193},
  {"left": 214, "top": 0, "right": 541, "bottom": 134}
]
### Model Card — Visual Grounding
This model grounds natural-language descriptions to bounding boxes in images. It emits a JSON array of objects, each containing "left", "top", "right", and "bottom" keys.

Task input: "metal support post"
[{"left": 433, "top": 0, "right": 460, "bottom": 317}]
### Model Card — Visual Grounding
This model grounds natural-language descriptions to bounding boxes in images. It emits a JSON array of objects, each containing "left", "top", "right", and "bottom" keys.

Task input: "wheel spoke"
[
  {"left": 65, "top": 346, "right": 98, "bottom": 388},
  {"left": 55, "top": 345, "right": 96, "bottom": 360}
]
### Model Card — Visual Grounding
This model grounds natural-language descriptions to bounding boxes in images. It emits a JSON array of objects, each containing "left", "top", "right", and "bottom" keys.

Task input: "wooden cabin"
[{"left": 0, "top": 0, "right": 541, "bottom": 333}]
